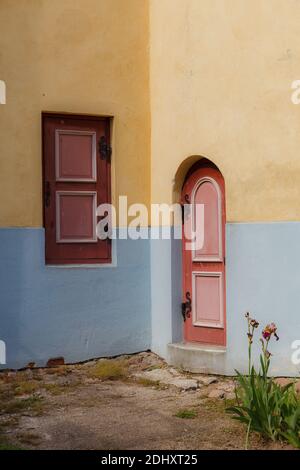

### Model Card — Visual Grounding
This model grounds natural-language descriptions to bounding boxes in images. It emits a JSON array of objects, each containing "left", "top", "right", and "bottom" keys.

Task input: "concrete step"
[{"left": 167, "top": 342, "right": 227, "bottom": 374}]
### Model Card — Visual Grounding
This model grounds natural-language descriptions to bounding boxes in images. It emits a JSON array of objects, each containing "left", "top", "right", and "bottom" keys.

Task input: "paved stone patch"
[
  {"left": 134, "top": 368, "right": 199, "bottom": 390},
  {"left": 195, "top": 376, "right": 218, "bottom": 386}
]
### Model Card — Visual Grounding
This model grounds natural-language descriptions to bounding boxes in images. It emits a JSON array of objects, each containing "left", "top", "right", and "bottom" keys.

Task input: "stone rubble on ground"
[
  {"left": 196, "top": 376, "right": 218, "bottom": 386},
  {"left": 217, "top": 382, "right": 235, "bottom": 392},
  {"left": 208, "top": 389, "right": 225, "bottom": 399},
  {"left": 81, "top": 360, "right": 97, "bottom": 368},
  {"left": 170, "top": 378, "right": 198, "bottom": 391},
  {"left": 6, "top": 351, "right": 300, "bottom": 403},
  {"left": 134, "top": 368, "right": 198, "bottom": 390},
  {"left": 134, "top": 366, "right": 236, "bottom": 394},
  {"left": 224, "top": 392, "right": 236, "bottom": 400}
]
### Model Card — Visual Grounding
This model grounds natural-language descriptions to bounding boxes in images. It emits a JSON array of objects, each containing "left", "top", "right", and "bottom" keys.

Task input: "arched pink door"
[{"left": 181, "top": 160, "right": 226, "bottom": 346}]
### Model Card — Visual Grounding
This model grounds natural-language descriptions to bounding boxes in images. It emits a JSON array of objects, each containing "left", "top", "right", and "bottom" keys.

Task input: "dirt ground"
[{"left": 0, "top": 352, "right": 293, "bottom": 450}]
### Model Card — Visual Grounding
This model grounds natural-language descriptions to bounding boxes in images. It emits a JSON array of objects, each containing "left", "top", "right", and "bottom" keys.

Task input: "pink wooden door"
[{"left": 182, "top": 160, "right": 226, "bottom": 346}]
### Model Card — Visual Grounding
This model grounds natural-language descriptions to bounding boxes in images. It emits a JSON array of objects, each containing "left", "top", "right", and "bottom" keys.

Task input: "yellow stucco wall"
[
  {"left": 150, "top": 0, "right": 300, "bottom": 222},
  {"left": 0, "top": 0, "right": 150, "bottom": 227},
  {"left": 2, "top": 0, "right": 300, "bottom": 226}
]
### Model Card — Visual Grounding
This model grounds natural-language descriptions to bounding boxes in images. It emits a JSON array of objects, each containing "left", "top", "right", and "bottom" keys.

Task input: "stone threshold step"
[{"left": 167, "top": 342, "right": 227, "bottom": 374}]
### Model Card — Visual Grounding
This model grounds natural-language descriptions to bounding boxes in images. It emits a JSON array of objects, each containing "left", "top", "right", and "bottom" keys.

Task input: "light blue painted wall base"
[
  {"left": 151, "top": 222, "right": 300, "bottom": 377},
  {"left": 1, "top": 223, "right": 300, "bottom": 375},
  {"left": 0, "top": 228, "right": 151, "bottom": 369},
  {"left": 226, "top": 222, "right": 300, "bottom": 377},
  {"left": 150, "top": 235, "right": 182, "bottom": 358}
]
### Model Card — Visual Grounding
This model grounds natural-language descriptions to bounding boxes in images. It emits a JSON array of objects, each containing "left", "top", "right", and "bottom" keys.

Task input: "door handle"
[{"left": 181, "top": 291, "right": 192, "bottom": 322}]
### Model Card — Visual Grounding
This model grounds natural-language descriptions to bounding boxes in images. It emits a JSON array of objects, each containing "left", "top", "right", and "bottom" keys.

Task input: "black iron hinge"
[
  {"left": 181, "top": 194, "right": 190, "bottom": 224},
  {"left": 99, "top": 136, "right": 112, "bottom": 161},
  {"left": 181, "top": 291, "right": 192, "bottom": 322}
]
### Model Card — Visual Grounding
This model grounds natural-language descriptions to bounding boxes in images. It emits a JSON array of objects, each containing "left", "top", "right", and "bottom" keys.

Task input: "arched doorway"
[{"left": 181, "top": 159, "right": 226, "bottom": 346}]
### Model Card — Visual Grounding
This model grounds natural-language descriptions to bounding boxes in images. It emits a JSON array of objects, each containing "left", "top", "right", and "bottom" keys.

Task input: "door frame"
[{"left": 181, "top": 159, "right": 226, "bottom": 346}]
